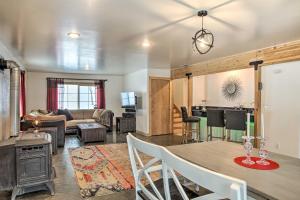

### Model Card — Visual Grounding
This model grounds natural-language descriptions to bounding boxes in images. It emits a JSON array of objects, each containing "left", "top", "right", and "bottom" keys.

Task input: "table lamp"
[{"left": 32, "top": 118, "right": 40, "bottom": 136}]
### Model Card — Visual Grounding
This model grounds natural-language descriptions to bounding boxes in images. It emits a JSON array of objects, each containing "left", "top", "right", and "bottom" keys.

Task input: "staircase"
[{"left": 172, "top": 104, "right": 183, "bottom": 135}]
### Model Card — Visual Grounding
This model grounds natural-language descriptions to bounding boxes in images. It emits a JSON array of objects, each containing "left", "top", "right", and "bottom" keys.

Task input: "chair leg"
[
  {"left": 196, "top": 122, "right": 200, "bottom": 142},
  {"left": 198, "top": 120, "right": 201, "bottom": 142},
  {"left": 182, "top": 122, "right": 185, "bottom": 144},
  {"left": 222, "top": 128, "right": 225, "bottom": 141},
  {"left": 185, "top": 123, "right": 187, "bottom": 143},
  {"left": 210, "top": 127, "right": 213, "bottom": 141},
  {"left": 206, "top": 126, "right": 209, "bottom": 142},
  {"left": 186, "top": 123, "right": 189, "bottom": 143},
  {"left": 182, "top": 122, "right": 189, "bottom": 144},
  {"left": 227, "top": 130, "right": 231, "bottom": 141},
  {"left": 136, "top": 191, "right": 142, "bottom": 200}
]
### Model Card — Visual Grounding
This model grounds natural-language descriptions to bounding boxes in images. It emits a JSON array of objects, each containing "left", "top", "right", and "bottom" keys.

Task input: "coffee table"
[{"left": 77, "top": 123, "right": 107, "bottom": 143}]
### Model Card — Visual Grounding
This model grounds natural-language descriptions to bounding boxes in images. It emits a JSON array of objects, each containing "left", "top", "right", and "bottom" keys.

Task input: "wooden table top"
[
  {"left": 0, "top": 132, "right": 51, "bottom": 148},
  {"left": 167, "top": 141, "right": 300, "bottom": 200},
  {"left": 77, "top": 123, "right": 105, "bottom": 130}
]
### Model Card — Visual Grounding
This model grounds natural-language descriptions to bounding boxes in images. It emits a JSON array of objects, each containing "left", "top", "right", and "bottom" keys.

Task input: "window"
[{"left": 58, "top": 83, "right": 96, "bottom": 110}]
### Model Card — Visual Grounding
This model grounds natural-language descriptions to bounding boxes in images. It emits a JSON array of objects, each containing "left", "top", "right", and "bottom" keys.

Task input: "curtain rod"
[{"left": 47, "top": 77, "right": 107, "bottom": 81}]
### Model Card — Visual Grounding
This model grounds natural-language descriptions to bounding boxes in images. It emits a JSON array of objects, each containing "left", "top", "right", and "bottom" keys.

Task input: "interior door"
[{"left": 150, "top": 78, "right": 171, "bottom": 135}]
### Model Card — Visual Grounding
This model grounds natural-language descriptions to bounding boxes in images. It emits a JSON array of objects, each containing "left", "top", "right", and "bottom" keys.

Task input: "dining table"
[{"left": 167, "top": 141, "right": 300, "bottom": 200}]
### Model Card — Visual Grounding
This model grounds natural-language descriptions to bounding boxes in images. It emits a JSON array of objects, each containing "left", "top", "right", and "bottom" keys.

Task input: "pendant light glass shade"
[
  {"left": 192, "top": 10, "right": 214, "bottom": 54},
  {"left": 192, "top": 29, "right": 214, "bottom": 54}
]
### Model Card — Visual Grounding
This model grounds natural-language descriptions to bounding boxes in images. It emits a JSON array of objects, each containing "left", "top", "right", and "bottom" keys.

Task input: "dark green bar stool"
[
  {"left": 206, "top": 109, "right": 225, "bottom": 141},
  {"left": 181, "top": 106, "right": 200, "bottom": 143},
  {"left": 225, "top": 110, "right": 247, "bottom": 142}
]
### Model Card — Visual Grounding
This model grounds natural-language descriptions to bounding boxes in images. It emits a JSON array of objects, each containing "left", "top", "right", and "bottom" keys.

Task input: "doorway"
[{"left": 149, "top": 77, "right": 171, "bottom": 135}]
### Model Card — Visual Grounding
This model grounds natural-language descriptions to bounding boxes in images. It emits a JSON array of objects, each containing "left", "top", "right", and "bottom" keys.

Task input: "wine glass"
[
  {"left": 256, "top": 137, "right": 270, "bottom": 165},
  {"left": 241, "top": 136, "right": 255, "bottom": 165}
]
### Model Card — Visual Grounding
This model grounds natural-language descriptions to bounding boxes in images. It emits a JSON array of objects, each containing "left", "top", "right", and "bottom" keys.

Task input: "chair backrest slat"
[
  {"left": 127, "top": 133, "right": 165, "bottom": 200},
  {"left": 162, "top": 148, "right": 247, "bottom": 200}
]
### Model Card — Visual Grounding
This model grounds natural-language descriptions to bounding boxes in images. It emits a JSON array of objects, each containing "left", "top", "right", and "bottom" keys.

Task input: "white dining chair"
[
  {"left": 127, "top": 133, "right": 165, "bottom": 200},
  {"left": 162, "top": 148, "right": 248, "bottom": 200}
]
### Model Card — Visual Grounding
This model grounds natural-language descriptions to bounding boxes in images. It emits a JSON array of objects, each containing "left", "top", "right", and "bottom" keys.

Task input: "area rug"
[{"left": 69, "top": 143, "right": 158, "bottom": 198}]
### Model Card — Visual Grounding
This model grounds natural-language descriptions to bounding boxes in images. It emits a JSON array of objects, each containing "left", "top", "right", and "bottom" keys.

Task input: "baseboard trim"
[{"left": 134, "top": 131, "right": 150, "bottom": 137}]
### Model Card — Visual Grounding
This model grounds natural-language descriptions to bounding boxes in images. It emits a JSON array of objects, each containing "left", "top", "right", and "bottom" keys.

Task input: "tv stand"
[
  {"left": 116, "top": 117, "right": 136, "bottom": 133},
  {"left": 125, "top": 108, "right": 136, "bottom": 113}
]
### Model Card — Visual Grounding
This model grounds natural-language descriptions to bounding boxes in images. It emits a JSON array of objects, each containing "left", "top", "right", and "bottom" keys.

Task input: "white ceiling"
[{"left": 0, "top": 0, "right": 300, "bottom": 74}]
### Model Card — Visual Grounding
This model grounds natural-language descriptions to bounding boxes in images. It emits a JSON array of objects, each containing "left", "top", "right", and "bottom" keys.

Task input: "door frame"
[{"left": 149, "top": 76, "right": 172, "bottom": 136}]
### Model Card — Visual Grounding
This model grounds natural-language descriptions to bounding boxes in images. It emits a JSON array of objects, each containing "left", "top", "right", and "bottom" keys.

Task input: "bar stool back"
[
  {"left": 181, "top": 106, "right": 200, "bottom": 143},
  {"left": 206, "top": 109, "right": 225, "bottom": 141},
  {"left": 225, "top": 110, "right": 247, "bottom": 142}
]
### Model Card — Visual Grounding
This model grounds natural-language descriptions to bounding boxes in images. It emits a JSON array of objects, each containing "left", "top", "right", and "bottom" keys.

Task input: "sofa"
[
  {"left": 65, "top": 109, "right": 114, "bottom": 133},
  {"left": 22, "top": 109, "right": 114, "bottom": 146}
]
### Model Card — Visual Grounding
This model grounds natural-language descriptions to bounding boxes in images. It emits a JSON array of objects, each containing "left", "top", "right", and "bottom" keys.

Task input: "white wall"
[
  {"left": 26, "top": 72, "right": 124, "bottom": 120},
  {"left": 262, "top": 61, "right": 300, "bottom": 158},
  {"left": 192, "top": 76, "right": 206, "bottom": 106},
  {"left": 123, "top": 68, "right": 170, "bottom": 134},
  {"left": 123, "top": 69, "right": 149, "bottom": 134},
  {"left": 193, "top": 68, "right": 255, "bottom": 107}
]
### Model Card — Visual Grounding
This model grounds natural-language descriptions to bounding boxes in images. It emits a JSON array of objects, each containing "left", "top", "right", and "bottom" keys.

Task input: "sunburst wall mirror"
[{"left": 222, "top": 77, "right": 242, "bottom": 101}]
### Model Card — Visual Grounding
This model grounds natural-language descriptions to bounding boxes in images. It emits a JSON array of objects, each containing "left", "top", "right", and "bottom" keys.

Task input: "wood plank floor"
[{"left": 0, "top": 131, "right": 182, "bottom": 200}]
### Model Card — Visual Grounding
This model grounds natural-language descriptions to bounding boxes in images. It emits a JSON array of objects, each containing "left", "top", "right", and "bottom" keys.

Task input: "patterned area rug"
[{"left": 69, "top": 143, "right": 156, "bottom": 198}]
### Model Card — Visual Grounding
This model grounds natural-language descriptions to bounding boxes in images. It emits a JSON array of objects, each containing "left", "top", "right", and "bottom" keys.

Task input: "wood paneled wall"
[{"left": 171, "top": 40, "right": 300, "bottom": 79}]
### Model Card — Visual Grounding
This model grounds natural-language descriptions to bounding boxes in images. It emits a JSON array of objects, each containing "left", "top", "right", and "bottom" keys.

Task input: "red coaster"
[{"left": 234, "top": 156, "right": 279, "bottom": 170}]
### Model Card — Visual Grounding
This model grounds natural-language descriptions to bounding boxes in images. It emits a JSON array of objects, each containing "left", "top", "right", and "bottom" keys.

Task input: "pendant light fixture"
[{"left": 192, "top": 10, "right": 214, "bottom": 54}]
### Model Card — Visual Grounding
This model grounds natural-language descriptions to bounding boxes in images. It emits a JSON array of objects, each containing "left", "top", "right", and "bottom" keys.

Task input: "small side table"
[
  {"left": 116, "top": 117, "right": 136, "bottom": 133},
  {"left": 12, "top": 132, "right": 55, "bottom": 200}
]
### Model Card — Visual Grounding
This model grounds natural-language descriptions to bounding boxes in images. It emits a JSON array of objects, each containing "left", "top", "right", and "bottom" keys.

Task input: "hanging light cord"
[{"left": 201, "top": 15, "right": 204, "bottom": 30}]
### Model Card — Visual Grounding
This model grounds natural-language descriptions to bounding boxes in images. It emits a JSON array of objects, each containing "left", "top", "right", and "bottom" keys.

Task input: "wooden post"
[
  {"left": 170, "top": 80, "right": 173, "bottom": 134},
  {"left": 250, "top": 60, "right": 263, "bottom": 148},
  {"left": 185, "top": 73, "right": 193, "bottom": 139},
  {"left": 188, "top": 76, "right": 193, "bottom": 115}
]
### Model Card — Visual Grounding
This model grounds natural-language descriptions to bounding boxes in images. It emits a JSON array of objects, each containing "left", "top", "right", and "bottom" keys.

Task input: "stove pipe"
[{"left": 5, "top": 60, "right": 21, "bottom": 137}]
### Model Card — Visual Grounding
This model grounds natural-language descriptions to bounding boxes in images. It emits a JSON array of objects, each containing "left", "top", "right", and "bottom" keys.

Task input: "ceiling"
[{"left": 0, "top": 0, "right": 300, "bottom": 74}]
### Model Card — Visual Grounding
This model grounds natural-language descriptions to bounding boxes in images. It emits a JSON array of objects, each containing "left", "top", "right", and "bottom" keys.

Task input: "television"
[{"left": 121, "top": 92, "right": 136, "bottom": 108}]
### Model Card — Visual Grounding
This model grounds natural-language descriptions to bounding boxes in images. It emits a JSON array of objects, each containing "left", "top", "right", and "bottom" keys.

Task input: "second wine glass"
[{"left": 241, "top": 136, "right": 255, "bottom": 165}]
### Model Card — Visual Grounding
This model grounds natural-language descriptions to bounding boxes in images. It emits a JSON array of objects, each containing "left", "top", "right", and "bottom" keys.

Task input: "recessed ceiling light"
[
  {"left": 142, "top": 39, "right": 150, "bottom": 48},
  {"left": 67, "top": 32, "right": 80, "bottom": 39}
]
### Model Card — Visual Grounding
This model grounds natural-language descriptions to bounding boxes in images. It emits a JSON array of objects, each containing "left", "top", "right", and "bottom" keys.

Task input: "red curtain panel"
[
  {"left": 95, "top": 80, "right": 106, "bottom": 109},
  {"left": 19, "top": 71, "right": 26, "bottom": 117},
  {"left": 47, "top": 78, "right": 64, "bottom": 111}
]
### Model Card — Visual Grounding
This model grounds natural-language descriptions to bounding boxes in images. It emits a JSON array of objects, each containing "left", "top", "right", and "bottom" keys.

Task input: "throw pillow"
[
  {"left": 100, "top": 109, "right": 112, "bottom": 117},
  {"left": 46, "top": 112, "right": 55, "bottom": 116},
  {"left": 57, "top": 109, "right": 74, "bottom": 121},
  {"left": 38, "top": 109, "right": 49, "bottom": 115},
  {"left": 92, "top": 109, "right": 104, "bottom": 119},
  {"left": 29, "top": 110, "right": 43, "bottom": 116},
  {"left": 64, "top": 109, "right": 74, "bottom": 121}
]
